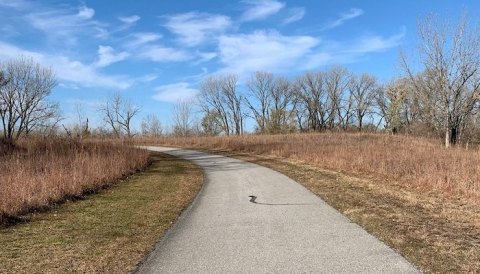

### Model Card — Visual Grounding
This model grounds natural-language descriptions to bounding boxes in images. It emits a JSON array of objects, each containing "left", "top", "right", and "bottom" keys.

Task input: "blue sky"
[{"left": 0, "top": 0, "right": 479, "bottom": 131}]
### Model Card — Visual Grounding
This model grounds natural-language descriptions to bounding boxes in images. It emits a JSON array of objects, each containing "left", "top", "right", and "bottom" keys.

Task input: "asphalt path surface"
[{"left": 137, "top": 147, "right": 420, "bottom": 274}]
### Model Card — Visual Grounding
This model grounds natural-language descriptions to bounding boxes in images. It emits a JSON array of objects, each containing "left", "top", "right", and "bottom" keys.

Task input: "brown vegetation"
[
  {"left": 0, "top": 138, "right": 149, "bottom": 221},
  {"left": 140, "top": 132, "right": 480, "bottom": 203},
  {"left": 0, "top": 152, "right": 203, "bottom": 273}
]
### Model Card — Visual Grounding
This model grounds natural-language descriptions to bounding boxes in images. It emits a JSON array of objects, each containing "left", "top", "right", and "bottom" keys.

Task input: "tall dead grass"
[
  {"left": 0, "top": 138, "right": 149, "bottom": 220},
  {"left": 140, "top": 133, "right": 480, "bottom": 202}
]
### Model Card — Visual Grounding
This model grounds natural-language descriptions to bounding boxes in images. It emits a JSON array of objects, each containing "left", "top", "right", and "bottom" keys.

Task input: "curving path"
[{"left": 137, "top": 147, "right": 419, "bottom": 274}]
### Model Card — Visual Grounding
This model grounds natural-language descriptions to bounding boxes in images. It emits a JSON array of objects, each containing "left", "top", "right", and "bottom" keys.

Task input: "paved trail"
[{"left": 137, "top": 147, "right": 419, "bottom": 274}]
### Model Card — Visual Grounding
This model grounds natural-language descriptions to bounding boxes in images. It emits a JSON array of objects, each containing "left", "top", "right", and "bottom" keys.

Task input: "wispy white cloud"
[
  {"left": 25, "top": 4, "right": 107, "bottom": 44},
  {"left": 118, "top": 15, "right": 140, "bottom": 24},
  {"left": 59, "top": 83, "right": 81, "bottom": 90},
  {"left": 343, "top": 28, "right": 405, "bottom": 53},
  {"left": 95, "top": 45, "right": 129, "bottom": 67},
  {"left": 195, "top": 51, "right": 217, "bottom": 64},
  {"left": 282, "top": 7, "right": 305, "bottom": 25},
  {"left": 218, "top": 30, "right": 319, "bottom": 77},
  {"left": 137, "top": 74, "right": 158, "bottom": 82},
  {"left": 302, "top": 28, "right": 406, "bottom": 70},
  {"left": 322, "top": 8, "right": 364, "bottom": 30},
  {"left": 50, "top": 58, "right": 131, "bottom": 90},
  {"left": 0, "top": 0, "right": 30, "bottom": 9},
  {"left": 122, "top": 32, "right": 189, "bottom": 63},
  {"left": 153, "top": 82, "right": 198, "bottom": 103},
  {"left": 241, "top": 0, "right": 285, "bottom": 21},
  {"left": 182, "top": 67, "right": 209, "bottom": 82},
  {"left": 125, "top": 32, "right": 162, "bottom": 48},
  {"left": 163, "top": 12, "right": 232, "bottom": 46},
  {"left": 0, "top": 42, "right": 131, "bottom": 89},
  {"left": 139, "top": 45, "right": 191, "bottom": 62},
  {"left": 77, "top": 5, "right": 94, "bottom": 19},
  {"left": 0, "top": 41, "right": 43, "bottom": 60},
  {"left": 215, "top": 26, "right": 405, "bottom": 76}
]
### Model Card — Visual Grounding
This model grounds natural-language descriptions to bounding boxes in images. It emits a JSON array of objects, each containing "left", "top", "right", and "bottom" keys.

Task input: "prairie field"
[
  {"left": 139, "top": 132, "right": 480, "bottom": 203},
  {"left": 0, "top": 138, "right": 149, "bottom": 221}
]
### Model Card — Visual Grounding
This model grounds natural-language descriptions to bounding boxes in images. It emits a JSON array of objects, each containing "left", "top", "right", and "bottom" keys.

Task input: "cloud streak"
[
  {"left": 343, "top": 27, "right": 406, "bottom": 54},
  {"left": 241, "top": 0, "right": 285, "bottom": 21},
  {"left": 125, "top": 32, "right": 162, "bottom": 48},
  {"left": 153, "top": 82, "right": 198, "bottom": 103},
  {"left": 95, "top": 45, "right": 129, "bottom": 67},
  {"left": 282, "top": 7, "right": 305, "bottom": 25},
  {"left": 214, "top": 27, "right": 405, "bottom": 77},
  {"left": 0, "top": 0, "right": 30, "bottom": 9},
  {"left": 139, "top": 45, "right": 191, "bottom": 62},
  {"left": 119, "top": 15, "right": 140, "bottom": 24},
  {"left": 25, "top": 4, "right": 107, "bottom": 44},
  {"left": 322, "top": 8, "right": 364, "bottom": 30},
  {"left": 218, "top": 30, "right": 319, "bottom": 77},
  {"left": 77, "top": 5, "right": 94, "bottom": 19},
  {"left": 0, "top": 42, "right": 131, "bottom": 89},
  {"left": 163, "top": 12, "right": 232, "bottom": 47}
]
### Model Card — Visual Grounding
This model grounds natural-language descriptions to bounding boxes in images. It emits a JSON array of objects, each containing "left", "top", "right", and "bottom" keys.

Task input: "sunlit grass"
[{"left": 0, "top": 138, "right": 149, "bottom": 220}]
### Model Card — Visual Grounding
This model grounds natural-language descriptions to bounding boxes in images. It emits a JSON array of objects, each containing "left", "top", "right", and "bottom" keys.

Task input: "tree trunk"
[
  {"left": 445, "top": 128, "right": 450, "bottom": 148},
  {"left": 450, "top": 126, "right": 458, "bottom": 145}
]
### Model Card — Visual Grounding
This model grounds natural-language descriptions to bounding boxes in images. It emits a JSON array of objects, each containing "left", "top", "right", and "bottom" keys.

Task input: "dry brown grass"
[
  {"left": 139, "top": 132, "right": 480, "bottom": 203},
  {"left": 0, "top": 137, "right": 149, "bottom": 221},
  {"left": 0, "top": 152, "right": 203, "bottom": 273}
]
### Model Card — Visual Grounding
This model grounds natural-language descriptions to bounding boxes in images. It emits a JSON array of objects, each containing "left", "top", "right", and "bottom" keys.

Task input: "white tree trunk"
[{"left": 445, "top": 128, "right": 450, "bottom": 148}]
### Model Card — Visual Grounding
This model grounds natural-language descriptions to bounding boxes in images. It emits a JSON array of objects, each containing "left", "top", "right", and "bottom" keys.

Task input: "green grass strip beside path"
[{"left": 0, "top": 152, "right": 203, "bottom": 273}]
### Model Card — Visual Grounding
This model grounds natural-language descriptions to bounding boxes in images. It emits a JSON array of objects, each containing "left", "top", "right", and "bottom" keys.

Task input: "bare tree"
[
  {"left": 198, "top": 74, "right": 244, "bottom": 135},
  {"left": 100, "top": 93, "right": 140, "bottom": 138},
  {"left": 401, "top": 13, "right": 480, "bottom": 147},
  {"left": 141, "top": 113, "right": 162, "bottom": 137},
  {"left": 102, "top": 94, "right": 121, "bottom": 137},
  {"left": 244, "top": 72, "right": 297, "bottom": 134},
  {"left": 0, "top": 70, "right": 7, "bottom": 90},
  {"left": 340, "top": 91, "right": 355, "bottom": 130},
  {"left": 268, "top": 77, "right": 297, "bottom": 133},
  {"left": 172, "top": 100, "right": 193, "bottom": 137},
  {"left": 199, "top": 76, "right": 230, "bottom": 135},
  {"left": 67, "top": 103, "right": 90, "bottom": 138},
  {"left": 294, "top": 72, "right": 328, "bottom": 131},
  {"left": 0, "top": 57, "right": 57, "bottom": 142},
  {"left": 24, "top": 101, "right": 61, "bottom": 135},
  {"left": 246, "top": 71, "right": 274, "bottom": 133},
  {"left": 324, "top": 66, "right": 351, "bottom": 129},
  {"left": 350, "top": 73, "right": 377, "bottom": 131},
  {"left": 222, "top": 74, "right": 243, "bottom": 135}
]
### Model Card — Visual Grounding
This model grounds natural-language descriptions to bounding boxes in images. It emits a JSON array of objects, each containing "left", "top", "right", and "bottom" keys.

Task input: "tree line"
[
  {"left": 2, "top": 14, "right": 480, "bottom": 147},
  {"left": 191, "top": 14, "right": 480, "bottom": 147},
  {"left": 196, "top": 68, "right": 382, "bottom": 136}
]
